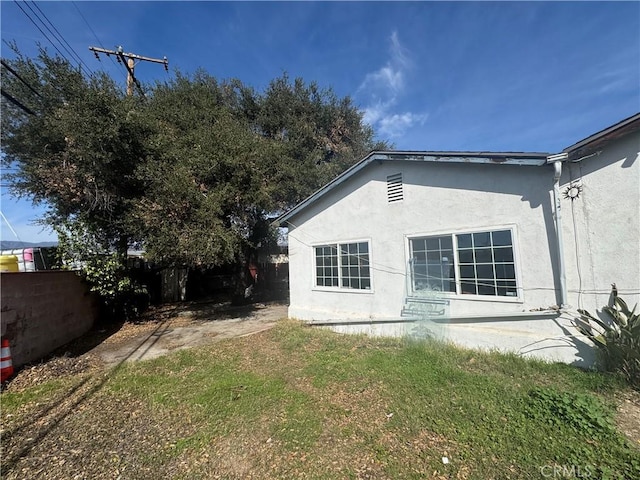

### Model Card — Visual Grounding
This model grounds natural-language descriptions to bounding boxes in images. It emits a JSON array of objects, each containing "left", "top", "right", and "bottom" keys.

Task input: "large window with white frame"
[
  {"left": 315, "top": 241, "right": 371, "bottom": 290},
  {"left": 409, "top": 229, "right": 518, "bottom": 297}
]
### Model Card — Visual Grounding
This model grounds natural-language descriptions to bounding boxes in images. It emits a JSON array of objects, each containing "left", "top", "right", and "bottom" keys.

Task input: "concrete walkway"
[{"left": 93, "top": 302, "right": 288, "bottom": 366}]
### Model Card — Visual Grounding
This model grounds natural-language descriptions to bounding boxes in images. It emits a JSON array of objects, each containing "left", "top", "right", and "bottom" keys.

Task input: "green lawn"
[{"left": 2, "top": 319, "right": 638, "bottom": 479}]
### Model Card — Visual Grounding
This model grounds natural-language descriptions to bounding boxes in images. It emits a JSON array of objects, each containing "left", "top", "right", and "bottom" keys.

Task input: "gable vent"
[{"left": 387, "top": 173, "right": 403, "bottom": 203}]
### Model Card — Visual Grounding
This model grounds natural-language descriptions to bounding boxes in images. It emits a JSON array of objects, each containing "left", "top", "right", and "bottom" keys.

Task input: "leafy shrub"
[
  {"left": 56, "top": 221, "right": 148, "bottom": 321},
  {"left": 526, "top": 387, "right": 616, "bottom": 439},
  {"left": 574, "top": 285, "right": 640, "bottom": 389}
]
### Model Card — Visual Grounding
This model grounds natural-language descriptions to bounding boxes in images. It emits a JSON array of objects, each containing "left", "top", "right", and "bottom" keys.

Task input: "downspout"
[{"left": 548, "top": 153, "right": 568, "bottom": 309}]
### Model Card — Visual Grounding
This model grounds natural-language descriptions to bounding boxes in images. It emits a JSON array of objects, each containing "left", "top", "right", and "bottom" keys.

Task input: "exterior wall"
[
  {"left": 0, "top": 271, "right": 98, "bottom": 368},
  {"left": 285, "top": 133, "right": 639, "bottom": 365},
  {"left": 287, "top": 160, "right": 561, "bottom": 321},
  {"left": 562, "top": 131, "right": 640, "bottom": 315}
]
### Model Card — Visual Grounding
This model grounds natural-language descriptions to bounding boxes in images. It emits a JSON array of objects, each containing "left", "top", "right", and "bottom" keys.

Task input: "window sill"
[
  {"left": 312, "top": 287, "right": 375, "bottom": 294},
  {"left": 408, "top": 292, "right": 523, "bottom": 304}
]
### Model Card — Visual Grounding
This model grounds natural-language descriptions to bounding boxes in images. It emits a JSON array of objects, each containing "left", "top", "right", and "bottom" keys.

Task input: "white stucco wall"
[
  {"left": 284, "top": 132, "right": 639, "bottom": 365},
  {"left": 561, "top": 131, "right": 640, "bottom": 315},
  {"left": 287, "top": 160, "right": 560, "bottom": 319}
]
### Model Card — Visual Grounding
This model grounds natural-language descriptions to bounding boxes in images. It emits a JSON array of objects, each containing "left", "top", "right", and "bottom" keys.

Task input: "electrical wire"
[
  {"left": 71, "top": 1, "right": 125, "bottom": 77},
  {"left": 283, "top": 220, "right": 640, "bottom": 299},
  {"left": 0, "top": 59, "right": 42, "bottom": 98},
  {"left": 13, "top": 0, "right": 92, "bottom": 78},
  {"left": 28, "top": 1, "right": 94, "bottom": 76}
]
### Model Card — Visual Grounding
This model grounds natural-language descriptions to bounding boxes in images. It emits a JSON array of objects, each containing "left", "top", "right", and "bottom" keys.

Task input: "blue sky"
[{"left": 1, "top": 1, "right": 639, "bottom": 243}]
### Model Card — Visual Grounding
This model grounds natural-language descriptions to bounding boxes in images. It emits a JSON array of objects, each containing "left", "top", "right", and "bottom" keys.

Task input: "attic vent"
[{"left": 387, "top": 173, "right": 403, "bottom": 203}]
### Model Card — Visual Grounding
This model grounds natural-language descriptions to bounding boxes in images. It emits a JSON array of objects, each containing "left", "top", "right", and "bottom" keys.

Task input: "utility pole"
[{"left": 89, "top": 46, "right": 168, "bottom": 96}]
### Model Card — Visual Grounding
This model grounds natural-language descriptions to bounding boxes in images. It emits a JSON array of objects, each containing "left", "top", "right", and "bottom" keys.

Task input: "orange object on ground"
[{"left": 1, "top": 338, "right": 14, "bottom": 382}]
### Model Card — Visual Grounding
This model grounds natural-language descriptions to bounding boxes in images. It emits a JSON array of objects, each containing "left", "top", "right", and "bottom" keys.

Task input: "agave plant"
[{"left": 574, "top": 285, "right": 640, "bottom": 388}]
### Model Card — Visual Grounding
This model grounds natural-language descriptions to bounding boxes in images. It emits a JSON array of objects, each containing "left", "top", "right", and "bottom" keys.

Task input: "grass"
[{"left": 2, "top": 319, "right": 638, "bottom": 479}]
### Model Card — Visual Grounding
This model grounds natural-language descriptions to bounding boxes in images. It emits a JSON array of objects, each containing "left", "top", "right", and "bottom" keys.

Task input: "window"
[
  {"left": 410, "top": 236, "right": 456, "bottom": 293},
  {"left": 409, "top": 229, "right": 517, "bottom": 297},
  {"left": 315, "top": 242, "right": 371, "bottom": 290}
]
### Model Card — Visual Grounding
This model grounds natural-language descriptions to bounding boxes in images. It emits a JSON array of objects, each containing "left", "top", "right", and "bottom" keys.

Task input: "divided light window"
[
  {"left": 409, "top": 229, "right": 517, "bottom": 297},
  {"left": 315, "top": 242, "right": 371, "bottom": 290}
]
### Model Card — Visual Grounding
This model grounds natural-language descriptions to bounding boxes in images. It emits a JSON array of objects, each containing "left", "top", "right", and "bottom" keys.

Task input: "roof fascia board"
[
  {"left": 562, "top": 112, "right": 640, "bottom": 159},
  {"left": 276, "top": 150, "right": 547, "bottom": 225},
  {"left": 370, "top": 151, "right": 548, "bottom": 166}
]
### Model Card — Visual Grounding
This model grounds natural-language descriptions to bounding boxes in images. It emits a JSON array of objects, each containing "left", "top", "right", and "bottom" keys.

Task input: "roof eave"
[
  {"left": 276, "top": 150, "right": 549, "bottom": 225},
  {"left": 563, "top": 112, "right": 640, "bottom": 161}
]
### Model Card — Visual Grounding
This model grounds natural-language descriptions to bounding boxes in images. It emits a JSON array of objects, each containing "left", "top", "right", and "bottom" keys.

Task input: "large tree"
[
  {"left": 1, "top": 46, "right": 148, "bottom": 255},
  {"left": 2, "top": 50, "right": 388, "bottom": 286}
]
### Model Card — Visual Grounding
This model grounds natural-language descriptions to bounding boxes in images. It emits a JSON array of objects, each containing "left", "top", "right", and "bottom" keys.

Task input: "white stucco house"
[{"left": 277, "top": 113, "right": 640, "bottom": 366}]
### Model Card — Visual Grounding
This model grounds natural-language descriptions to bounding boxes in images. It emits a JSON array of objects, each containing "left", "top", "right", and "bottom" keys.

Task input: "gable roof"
[
  {"left": 277, "top": 150, "right": 549, "bottom": 224},
  {"left": 277, "top": 113, "right": 640, "bottom": 225}
]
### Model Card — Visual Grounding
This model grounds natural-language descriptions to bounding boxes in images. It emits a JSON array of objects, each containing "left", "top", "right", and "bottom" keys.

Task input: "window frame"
[
  {"left": 406, "top": 226, "right": 522, "bottom": 302},
  {"left": 312, "top": 239, "right": 373, "bottom": 293}
]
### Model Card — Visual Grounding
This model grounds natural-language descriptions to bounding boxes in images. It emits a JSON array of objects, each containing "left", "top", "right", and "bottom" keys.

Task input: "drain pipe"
[{"left": 548, "top": 152, "right": 568, "bottom": 309}]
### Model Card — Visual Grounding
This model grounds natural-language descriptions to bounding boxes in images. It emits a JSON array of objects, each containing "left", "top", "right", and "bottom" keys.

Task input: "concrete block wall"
[{"left": 0, "top": 271, "right": 98, "bottom": 368}]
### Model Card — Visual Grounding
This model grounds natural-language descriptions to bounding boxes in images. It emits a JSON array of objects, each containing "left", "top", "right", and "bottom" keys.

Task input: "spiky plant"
[{"left": 574, "top": 285, "right": 640, "bottom": 389}]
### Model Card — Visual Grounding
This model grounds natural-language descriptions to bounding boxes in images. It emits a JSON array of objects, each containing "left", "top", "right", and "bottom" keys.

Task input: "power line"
[
  {"left": 71, "top": 1, "right": 121, "bottom": 74},
  {"left": 13, "top": 0, "right": 92, "bottom": 77},
  {"left": 1, "top": 59, "right": 42, "bottom": 98},
  {"left": 1, "top": 88, "right": 36, "bottom": 115},
  {"left": 29, "top": 1, "right": 94, "bottom": 76}
]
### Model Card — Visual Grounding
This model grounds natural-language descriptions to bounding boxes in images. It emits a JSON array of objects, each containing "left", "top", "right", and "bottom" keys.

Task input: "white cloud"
[
  {"left": 359, "top": 66, "right": 404, "bottom": 95},
  {"left": 390, "top": 31, "right": 410, "bottom": 69},
  {"left": 379, "top": 112, "right": 429, "bottom": 138},
  {"left": 357, "top": 31, "right": 427, "bottom": 141},
  {"left": 362, "top": 99, "right": 396, "bottom": 125}
]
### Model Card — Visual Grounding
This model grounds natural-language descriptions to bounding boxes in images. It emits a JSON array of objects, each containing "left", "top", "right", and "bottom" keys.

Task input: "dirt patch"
[
  {"left": 4, "top": 300, "right": 287, "bottom": 392},
  {"left": 616, "top": 389, "right": 640, "bottom": 448}
]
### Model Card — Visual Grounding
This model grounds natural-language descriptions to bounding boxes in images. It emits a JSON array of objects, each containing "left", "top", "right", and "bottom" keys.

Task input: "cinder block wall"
[{"left": 0, "top": 271, "right": 98, "bottom": 368}]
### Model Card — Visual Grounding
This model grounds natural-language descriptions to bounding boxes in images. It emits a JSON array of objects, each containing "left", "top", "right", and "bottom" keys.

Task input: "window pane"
[
  {"left": 495, "top": 264, "right": 515, "bottom": 280},
  {"left": 457, "top": 234, "right": 472, "bottom": 248},
  {"left": 475, "top": 248, "right": 493, "bottom": 263},
  {"left": 426, "top": 238, "right": 440, "bottom": 250},
  {"left": 497, "top": 280, "right": 517, "bottom": 296},
  {"left": 460, "top": 265, "right": 475, "bottom": 279},
  {"left": 492, "top": 230, "right": 512, "bottom": 246},
  {"left": 493, "top": 247, "right": 513, "bottom": 262},
  {"left": 414, "top": 252, "right": 426, "bottom": 262},
  {"left": 461, "top": 280, "right": 477, "bottom": 295},
  {"left": 361, "top": 279, "right": 371, "bottom": 289},
  {"left": 458, "top": 249, "right": 474, "bottom": 263},
  {"left": 427, "top": 251, "right": 442, "bottom": 262},
  {"left": 358, "top": 242, "right": 368, "bottom": 254},
  {"left": 427, "top": 265, "right": 444, "bottom": 279},
  {"left": 473, "top": 232, "right": 491, "bottom": 247},
  {"left": 476, "top": 264, "right": 494, "bottom": 279},
  {"left": 440, "top": 236, "right": 453, "bottom": 249},
  {"left": 478, "top": 282, "right": 496, "bottom": 296}
]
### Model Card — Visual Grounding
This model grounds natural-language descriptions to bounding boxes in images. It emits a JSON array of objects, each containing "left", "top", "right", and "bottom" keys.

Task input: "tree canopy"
[{"left": 1, "top": 48, "right": 389, "bottom": 270}]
